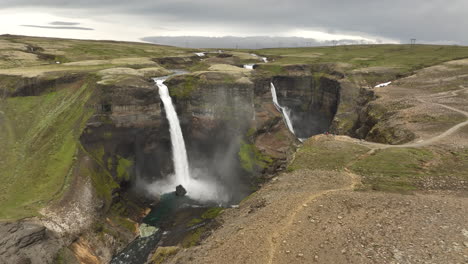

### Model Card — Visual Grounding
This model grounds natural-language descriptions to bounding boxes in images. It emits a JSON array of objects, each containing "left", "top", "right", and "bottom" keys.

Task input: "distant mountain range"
[{"left": 141, "top": 36, "right": 378, "bottom": 49}]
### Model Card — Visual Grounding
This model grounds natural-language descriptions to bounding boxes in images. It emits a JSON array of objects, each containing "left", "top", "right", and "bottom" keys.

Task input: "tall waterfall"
[
  {"left": 151, "top": 75, "right": 230, "bottom": 203},
  {"left": 155, "top": 77, "right": 191, "bottom": 186},
  {"left": 270, "top": 82, "right": 296, "bottom": 135}
]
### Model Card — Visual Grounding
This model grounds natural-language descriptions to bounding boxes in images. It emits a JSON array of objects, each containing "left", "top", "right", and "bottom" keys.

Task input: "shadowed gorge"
[{"left": 272, "top": 75, "right": 341, "bottom": 138}]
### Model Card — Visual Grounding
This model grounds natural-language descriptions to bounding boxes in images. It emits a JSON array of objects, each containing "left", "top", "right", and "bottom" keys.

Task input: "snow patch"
[{"left": 375, "top": 81, "right": 392, "bottom": 88}]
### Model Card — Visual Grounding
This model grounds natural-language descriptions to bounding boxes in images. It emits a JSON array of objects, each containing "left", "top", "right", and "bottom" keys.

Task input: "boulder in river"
[
  {"left": 175, "top": 185, "right": 187, "bottom": 197},
  {"left": 139, "top": 223, "right": 159, "bottom": 238}
]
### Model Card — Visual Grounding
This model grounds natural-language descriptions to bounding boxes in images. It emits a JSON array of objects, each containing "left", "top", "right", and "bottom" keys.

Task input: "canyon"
[{"left": 0, "top": 35, "right": 468, "bottom": 263}]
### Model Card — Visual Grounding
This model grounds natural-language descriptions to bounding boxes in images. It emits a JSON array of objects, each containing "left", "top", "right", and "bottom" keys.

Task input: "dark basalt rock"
[
  {"left": 175, "top": 185, "right": 187, "bottom": 197},
  {"left": 0, "top": 221, "right": 61, "bottom": 264}
]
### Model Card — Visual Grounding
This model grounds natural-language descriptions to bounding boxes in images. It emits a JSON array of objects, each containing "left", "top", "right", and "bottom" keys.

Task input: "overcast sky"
[{"left": 0, "top": 0, "right": 466, "bottom": 45}]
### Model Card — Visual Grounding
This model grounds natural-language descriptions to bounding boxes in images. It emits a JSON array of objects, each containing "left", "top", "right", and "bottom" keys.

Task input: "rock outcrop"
[
  {"left": 0, "top": 73, "right": 85, "bottom": 97},
  {"left": 0, "top": 221, "right": 61, "bottom": 264}
]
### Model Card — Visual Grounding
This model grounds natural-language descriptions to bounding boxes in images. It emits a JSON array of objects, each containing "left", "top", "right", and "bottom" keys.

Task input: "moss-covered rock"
[
  {"left": 0, "top": 76, "right": 95, "bottom": 220},
  {"left": 238, "top": 140, "right": 274, "bottom": 174},
  {"left": 150, "top": 246, "right": 180, "bottom": 264}
]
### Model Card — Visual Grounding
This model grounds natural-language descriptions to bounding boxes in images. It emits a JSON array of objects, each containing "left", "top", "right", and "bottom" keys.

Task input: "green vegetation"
[
  {"left": 111, "top": 215, "right": 136, "bottom": 233},
  {"left": 80, "top": 144, "right": 120, "bottom": 206},
  {"left": 351, "top": 148, "right": 434, "bottom": 193},
  {"left": 182, "top": 226, "right": 206, "bottom": 248},
  {"left": 260, "top": 45, "right": 468, "bottom": 71},
  {"left": 246, "top": 127, "right": 257, "bottom": 138},
  {"left": 187, "top": 218, "right": 203, "bottom": 227},
  {"left": 81, "top": 164, "right": 118, "bottom": 206},
  {"left": 116, "top": 156, "right": 133, "bottom": 181},
  {"left": 53, "top": 247, "right": 79, "bottom": 264},
  {"left": 1, "top": 35, "right": 192, "bottom": 67},
  {"left": 169, "top": 75, "right": 199, "bottom": 98},
  {"left": 0, "top": 78, "right": 95, "bottom": 220},
  {"left": 427, "top": 149, "right": 468, "bottom": 181},
  {"left": 188, "top": 61, "right": 211, "bottom": 72},
  {"left": 0, "top": 75, "right": 24, "bottom": 93},
  {"left": 187, "top": 207, "right": 223, "bottom": 227},
  {"left": 201, "top": 207, "right": 223, "bottom": 219},
  {"left": 238, "top": 140, "right": 273, "bottom": 173},
  {"left": 289, "top": 137, "right": 369, "bottom": 171},
  {"left": 181, "top": 207, "right": 223, "bottom": 247},
  {"left": 256, "top": 64, "right": 286, "bottom": 76},
  {"left": 150, "top": 246, "right": 180, "bottom": 264},
  {"left": 255, "top": 45, "right": 468, "bottom": 84}
]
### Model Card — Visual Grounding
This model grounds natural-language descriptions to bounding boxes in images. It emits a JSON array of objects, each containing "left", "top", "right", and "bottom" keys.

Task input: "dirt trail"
[
  {"left": 267, "top": 172, "right": 360, "bottom": 264},
  {"left": 167, "top": 170, "right": 355, "bottom": 264},
  {"left": 344, "top": 86, "right": 468, "bottom": 150}
]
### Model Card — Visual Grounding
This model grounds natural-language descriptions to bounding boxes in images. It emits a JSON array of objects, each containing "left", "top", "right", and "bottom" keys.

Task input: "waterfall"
[
  {"left": 151, "top": 75, "right": 230, "bottom": 203},
  {"left": 155, "top": 77, "right": 191, "bottom": 186},
  {"left": 244, "top": 64, "right": 255, "bottom": 70},
  {"left": 250, "top": 53, "right": 268, "bottom": 63},
  {"left": 270, "top": 82, "right": 296, "bottom": 135}
]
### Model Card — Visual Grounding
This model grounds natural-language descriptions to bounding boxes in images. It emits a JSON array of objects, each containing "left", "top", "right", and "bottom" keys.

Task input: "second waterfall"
[{"left": 270, "top": 82, "right": 296, "bottom": 135}]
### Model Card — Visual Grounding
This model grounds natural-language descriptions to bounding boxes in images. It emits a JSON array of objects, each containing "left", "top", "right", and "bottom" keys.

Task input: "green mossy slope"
[{"left": 0, "top": 77, "right": 95, "bottom": 220}]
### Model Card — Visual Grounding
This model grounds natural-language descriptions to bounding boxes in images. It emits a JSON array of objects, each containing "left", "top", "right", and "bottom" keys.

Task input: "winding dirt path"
[
  {"left": 267, "top": 172, "right": 360, "bottom": 264},
  {"left": 347, "top": 86, "right": 468, "bottom": 150}
]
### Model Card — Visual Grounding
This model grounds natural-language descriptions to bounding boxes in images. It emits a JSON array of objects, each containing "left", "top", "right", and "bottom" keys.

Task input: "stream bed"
[{"left": 111, "top": 193, "right": 223, "bottom": 264}]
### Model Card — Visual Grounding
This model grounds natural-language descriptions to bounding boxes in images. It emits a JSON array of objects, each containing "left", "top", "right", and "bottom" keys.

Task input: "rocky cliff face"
[
  {"left": 0, "top": 73, "right": 85, "bottom": 98},
  {"left": 272, "top": 75, "right": 341, "bottom": 138},
  {"left": 0, "top": 221, "right": 62, "bottom": 264},
  {"left": 165, "top": 73, "right": 261, "bottom": 201},
  {"left": 331, "top": 83, "right": 416, "bottom": 144},
  {"left": 81, "top": 75, "right": 173, "bottom": 184}
]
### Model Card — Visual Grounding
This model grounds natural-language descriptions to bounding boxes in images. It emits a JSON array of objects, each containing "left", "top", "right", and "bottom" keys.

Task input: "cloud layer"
[
  {"left": 0, "top": 0, "right": 466, "bottom": 44},
  {"left": 21, "top": 24, "right": 94, "bottom": 30}
]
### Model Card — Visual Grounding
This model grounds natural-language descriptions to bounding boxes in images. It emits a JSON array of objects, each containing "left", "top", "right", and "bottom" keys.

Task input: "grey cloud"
[
  {"left": 3, "top": 0, "right": 468, "bottom": 44},
  {"left": 49, "top": 21, "right": 80, "bottom": 26},
  {"left": 141, "top": 36, "right": 367, "bottom": 49},
  {"left": 21, "top": 25, "right": 94, "bottom": 30}
]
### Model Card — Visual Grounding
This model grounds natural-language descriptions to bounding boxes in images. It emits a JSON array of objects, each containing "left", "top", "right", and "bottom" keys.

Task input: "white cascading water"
[
  {"left": 270, "top": 82, "right": 295, "bottom": 135},
  {"left": 250, "top": 53, "right": 268, "bottom": 63},
  {"left": 244, "top": 64, "right": 255, "bottom": 70},
  {"left": 156, "top": 77, "right": 191, "bottom": 186},
  {"left": 150, "top": 76, "right": 230, "bottom": 203}
]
